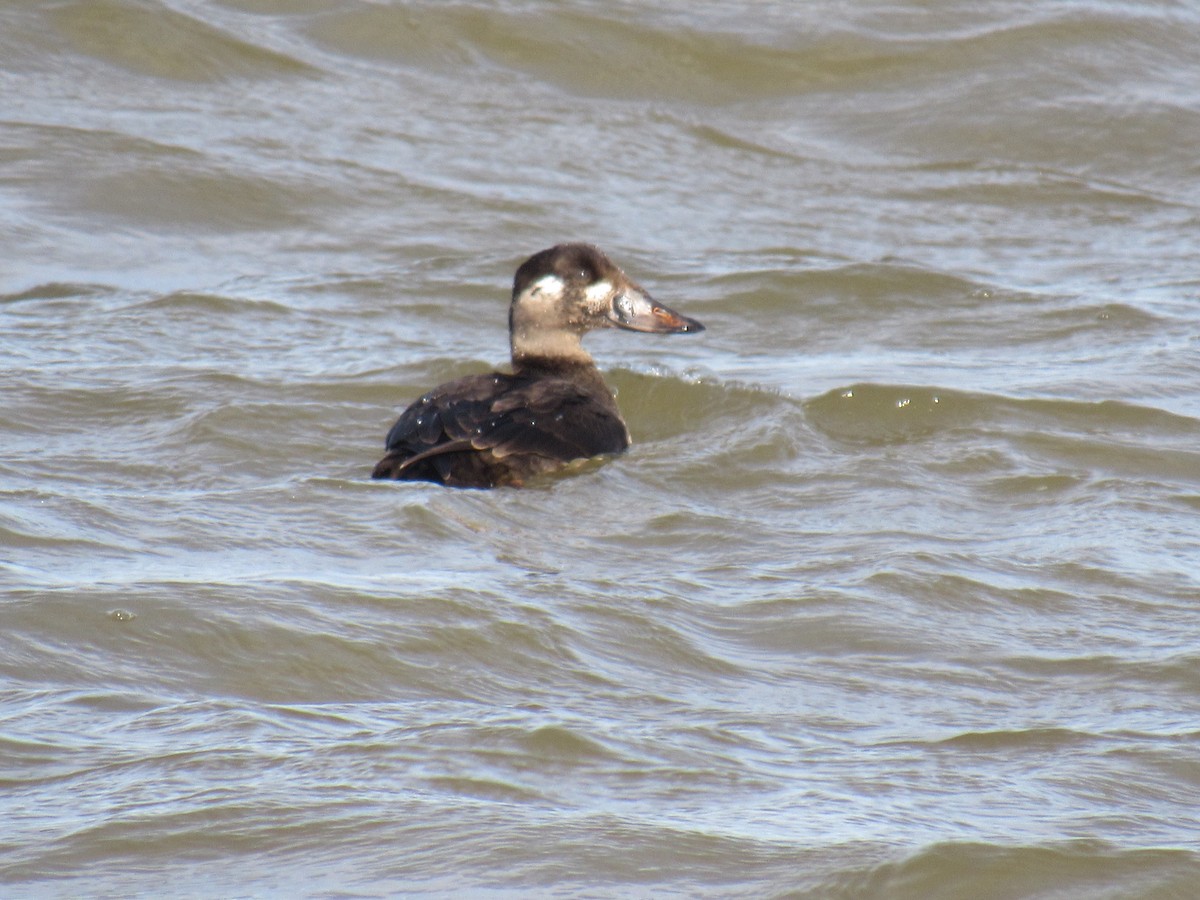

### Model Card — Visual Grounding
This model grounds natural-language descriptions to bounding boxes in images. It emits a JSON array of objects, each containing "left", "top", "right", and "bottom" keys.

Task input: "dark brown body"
[{"left": 371, "top": 362, "right": 630, "bottom": 488}]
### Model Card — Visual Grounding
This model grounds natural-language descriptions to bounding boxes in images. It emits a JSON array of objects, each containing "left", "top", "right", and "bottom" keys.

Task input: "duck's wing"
[
  {"left": 381, "top": 372, "right": 511, "bottom": 453},
  {"left": 482, "top": 377, "right": 631, "bottom": 463},
  {"left": 373, "top": 373, "right": 629, "bottom": 484}
]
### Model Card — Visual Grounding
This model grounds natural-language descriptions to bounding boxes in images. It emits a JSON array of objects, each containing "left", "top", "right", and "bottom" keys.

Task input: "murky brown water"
[{"left": 3, "top": 1, "right": 1200, "bottom": 896}]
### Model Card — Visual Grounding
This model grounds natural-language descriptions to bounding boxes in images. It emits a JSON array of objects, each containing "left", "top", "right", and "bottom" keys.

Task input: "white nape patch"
[
  {"left": 529, "top": 274, "right": 565, "bottom": 298},
  {"left": 584, "top": 280, "right": 613, "bottom": 306}
]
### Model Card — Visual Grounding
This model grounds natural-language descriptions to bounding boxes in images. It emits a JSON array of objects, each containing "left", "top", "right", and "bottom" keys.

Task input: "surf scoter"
[{"left": 371, "top": 243, "right": 704, "bottom": 488}]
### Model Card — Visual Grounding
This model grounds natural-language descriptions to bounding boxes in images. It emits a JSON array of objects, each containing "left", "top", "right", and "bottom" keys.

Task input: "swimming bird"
[{"left": 371, "top": 243, "right": 704, "bottom": 488}]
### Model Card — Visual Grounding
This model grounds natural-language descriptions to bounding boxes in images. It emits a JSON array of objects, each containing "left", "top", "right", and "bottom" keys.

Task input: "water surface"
[{"left": 3, "top": 1, "right": 1200, "bottom": 896}]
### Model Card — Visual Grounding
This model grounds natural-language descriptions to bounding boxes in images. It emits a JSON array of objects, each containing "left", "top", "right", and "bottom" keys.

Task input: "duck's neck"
[{"left": 510, "top": 326, "right": 595, "bottom": 372}]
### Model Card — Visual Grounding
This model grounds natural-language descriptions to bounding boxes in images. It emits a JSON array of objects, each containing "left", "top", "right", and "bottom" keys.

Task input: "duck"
[{"left": 371, "top": 243, "right": 704, "bottom": 488}]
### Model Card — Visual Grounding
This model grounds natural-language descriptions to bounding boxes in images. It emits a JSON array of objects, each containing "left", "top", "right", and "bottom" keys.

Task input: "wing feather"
[{"left": 374, "top": 371, "right": 629, "bottom": 485}]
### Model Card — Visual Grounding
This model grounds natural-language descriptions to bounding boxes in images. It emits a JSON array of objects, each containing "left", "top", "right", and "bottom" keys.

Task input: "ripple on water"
[{"left": 47, "top": 0, "right": 317, "bottom": 81}]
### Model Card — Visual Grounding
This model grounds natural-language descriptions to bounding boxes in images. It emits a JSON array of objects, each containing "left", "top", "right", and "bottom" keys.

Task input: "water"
[{"left": 3, "top": 1, "right": 1200, "bottom": 896}]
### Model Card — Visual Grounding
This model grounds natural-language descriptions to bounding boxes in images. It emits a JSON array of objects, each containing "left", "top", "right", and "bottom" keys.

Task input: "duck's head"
[{"left": 508, "top": 243, "right": 704, "bottom": 367}]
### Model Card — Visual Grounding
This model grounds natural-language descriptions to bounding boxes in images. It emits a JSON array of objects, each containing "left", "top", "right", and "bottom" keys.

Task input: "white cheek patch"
[
  {"left": 584, "top": 280, "right": 613, "bottom": 309},
  {"left": 530, "top": 274, "right": 565, "bottom": 298}
]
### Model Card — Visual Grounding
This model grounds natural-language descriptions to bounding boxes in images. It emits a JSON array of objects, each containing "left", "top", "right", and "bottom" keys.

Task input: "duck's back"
[{"left": 371, "top": 367, "right": 631, "bottom": 488}]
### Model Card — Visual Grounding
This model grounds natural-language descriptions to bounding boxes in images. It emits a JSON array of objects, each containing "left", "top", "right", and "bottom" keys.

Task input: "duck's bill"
[{"left": 608, "top": 290, "right": 705, "bottom": 334}]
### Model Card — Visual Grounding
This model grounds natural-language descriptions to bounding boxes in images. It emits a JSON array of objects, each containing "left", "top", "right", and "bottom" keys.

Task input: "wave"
[
  {"left": 805, "top": 383, "right": 1200, "bottom": 447},
  {"left": 45, "top": 0, "right": 316, "bottom": 82},
  {"left": 854, "top": 841, "right": 1200, "bottom": 899}
]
